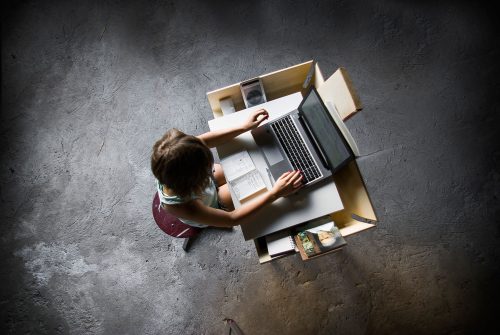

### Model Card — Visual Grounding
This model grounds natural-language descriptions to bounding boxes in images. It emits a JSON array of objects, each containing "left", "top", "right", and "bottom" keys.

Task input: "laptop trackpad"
[
  {"left": 252, "top": 126, "right": 285, "bottom": 166},
  {"left": 262, "top": 143, "right": 284, "bottom": 166}
]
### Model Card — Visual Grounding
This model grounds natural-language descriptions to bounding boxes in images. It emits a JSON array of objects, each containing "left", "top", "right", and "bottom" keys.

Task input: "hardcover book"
[{"left": 293, "top": 216, "right": 346, "bottom": 260}]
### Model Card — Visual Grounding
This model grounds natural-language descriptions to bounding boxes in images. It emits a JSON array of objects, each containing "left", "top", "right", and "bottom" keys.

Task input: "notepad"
[
  {"left": 221, "top": 151, "right": 267, "bottom": 202},
  {"left": 265, "top": 230, "right": 296, "bottom": 257}
]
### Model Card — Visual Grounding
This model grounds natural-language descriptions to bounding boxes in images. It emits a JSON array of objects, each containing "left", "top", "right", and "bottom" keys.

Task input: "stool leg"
[{"left": 182, "top": 237, "right": 192, "bottom": 251}]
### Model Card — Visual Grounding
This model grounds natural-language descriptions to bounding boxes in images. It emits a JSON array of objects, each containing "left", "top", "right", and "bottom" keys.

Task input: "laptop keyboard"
[{"left": 271, "top": 116, "right": 321, "bottom": 184}]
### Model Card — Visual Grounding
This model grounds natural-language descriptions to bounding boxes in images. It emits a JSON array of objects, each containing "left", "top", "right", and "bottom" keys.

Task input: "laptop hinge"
[{"left": 298, "top": 116, "right": 330, "bottom": 170}]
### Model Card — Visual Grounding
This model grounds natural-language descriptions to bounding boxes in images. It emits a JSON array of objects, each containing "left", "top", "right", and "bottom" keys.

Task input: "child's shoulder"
[{"left": 157, "top": 181, "right": 189, "bottom": 204}]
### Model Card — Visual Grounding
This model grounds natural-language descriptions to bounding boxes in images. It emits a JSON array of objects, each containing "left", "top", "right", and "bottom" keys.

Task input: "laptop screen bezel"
[{"left": 297, "top": 86, "right": 355, "bottom": 174}]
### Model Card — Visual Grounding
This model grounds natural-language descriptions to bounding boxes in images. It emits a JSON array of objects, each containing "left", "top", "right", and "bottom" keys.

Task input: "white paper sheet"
[
  {"left": 229, "top": 170, "right": 266, "bottom": 201},
  {"left": 220, "top": 151, "right": 255, "bottom": 181},
  {"left": 221, "top": 151, "right": 267, "bottom": 201}
]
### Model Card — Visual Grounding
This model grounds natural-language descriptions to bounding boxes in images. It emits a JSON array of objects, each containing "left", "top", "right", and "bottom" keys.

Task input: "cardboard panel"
[
  {"left": 313, "top": 62, "right": 325, "bottom": 88},
  {"left": 207, "top": 61, "right": 318, "bottom": 118},
  {"left": 317, "top": 67, "right": 362, "bottom": 120},
  {"left": 333, "top": 160, "right": 377, "bottom": 223},
  {"left": 260, "top": 61, "right": 314, "bottom": 101},
  {"left": 206, "top": 83, "right": 246, "bottom": 118},
  {"left": 254, "top": 238, "right": 272, "bottom": 263},
  {"left": 299, "top": 61, "right": 326, "bottom": 96},
  {"left": 329, "top": 209, "right": 375, "bottom": 237}
]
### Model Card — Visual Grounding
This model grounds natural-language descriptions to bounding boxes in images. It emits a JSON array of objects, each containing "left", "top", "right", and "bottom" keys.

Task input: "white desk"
[{"left": 208, "top": 93, "right": 344, "bottom": 241}]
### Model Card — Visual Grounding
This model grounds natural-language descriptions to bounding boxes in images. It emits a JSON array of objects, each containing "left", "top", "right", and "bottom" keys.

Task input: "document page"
[
  {"left": 221, "top": 151, "right": 267, "bottom": 201},
  {"left": 221, "top": 151, "right": 255, "bottom": 181},
  {"left": 230, "top": 170, "right": 266, "bottom": 201}
]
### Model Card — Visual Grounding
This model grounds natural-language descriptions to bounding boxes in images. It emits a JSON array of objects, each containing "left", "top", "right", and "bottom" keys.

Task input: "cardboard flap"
[
  {"left": 313, "top": 62, "right": 325, "bottom": 87},
  {"left": 301, "top": 61, "right": 325, "bottom": 95},
  {"left": 318, "top": 67, "right": 362, "bottom": 119},
  {"left": 332, "top": 160, "right": 377, "bottom": 223},
  {"left": 260, "top": 61, "right": 314, "bottom": 101},
  {"left": 317, "top": 67, "right": 361, "bottom": 156},
  {"left": 206, "top": 83, "right": 245, "bottom": 118}
]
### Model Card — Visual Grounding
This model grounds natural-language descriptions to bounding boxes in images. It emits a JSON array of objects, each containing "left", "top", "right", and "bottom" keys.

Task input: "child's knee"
[{"left": 213, "top": 163, "right": 227, "bottom": 186}]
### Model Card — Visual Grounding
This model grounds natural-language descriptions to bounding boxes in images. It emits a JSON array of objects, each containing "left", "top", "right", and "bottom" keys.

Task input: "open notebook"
[{"left": 220, "top": 150, "right": 267, "bottom": 202}]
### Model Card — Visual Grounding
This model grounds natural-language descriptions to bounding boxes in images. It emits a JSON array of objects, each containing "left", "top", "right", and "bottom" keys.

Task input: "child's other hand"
[
  {"left": 244, "top": 109, "right": 269, "bottom": 131},
  {"left": 271, "top": 170, "right": 304, "bottom": 198}
]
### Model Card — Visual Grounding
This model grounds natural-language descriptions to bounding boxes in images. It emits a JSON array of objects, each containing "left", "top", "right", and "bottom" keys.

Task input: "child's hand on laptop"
[
  {"left": 271, "top": 170, "right": 304, "bottom": 198},
  {"left": 243, "top": 109, "right": 269, "bottom": 131}
]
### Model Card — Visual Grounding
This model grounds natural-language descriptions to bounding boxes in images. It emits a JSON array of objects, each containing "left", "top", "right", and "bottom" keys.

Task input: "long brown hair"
[{"left": 151, "top": 129, "right": 213, "bottom": 198}]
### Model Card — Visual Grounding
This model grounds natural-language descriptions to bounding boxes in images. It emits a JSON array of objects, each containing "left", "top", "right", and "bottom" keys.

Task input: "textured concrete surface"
[{"left": 1, "top": 0, "right": 499, "bottom": 334}]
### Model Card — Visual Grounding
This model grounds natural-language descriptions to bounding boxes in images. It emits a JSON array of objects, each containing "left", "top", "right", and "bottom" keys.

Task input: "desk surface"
[{"left": 208, "top": 93, "right": 344, "bottom": 240}]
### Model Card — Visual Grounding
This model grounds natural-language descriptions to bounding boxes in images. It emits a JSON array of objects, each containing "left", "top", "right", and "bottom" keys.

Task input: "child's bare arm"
[
  {"left": 164, "top": 171, "right": 303, "bottom": 227},
  {"left": 197, "top": 109, "right": 269, "bottom": 148}
]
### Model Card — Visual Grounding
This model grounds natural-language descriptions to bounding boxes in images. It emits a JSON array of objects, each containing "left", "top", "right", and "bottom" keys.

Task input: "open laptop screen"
[{"left": 299, "top": 87, "right": 354, "bottom": 172}]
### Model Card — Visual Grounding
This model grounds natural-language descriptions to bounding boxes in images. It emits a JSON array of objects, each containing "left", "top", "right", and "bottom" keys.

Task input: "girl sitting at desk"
[{"left": 151, "top": 109, "right": 304, "bottom": 228}]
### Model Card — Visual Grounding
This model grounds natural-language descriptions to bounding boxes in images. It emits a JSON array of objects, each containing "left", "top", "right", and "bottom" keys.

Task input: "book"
[
  {"left": 293, "top": 216, "right": 346, "bottom": 261},
  {"left": 265, "top": 230, "right": 296, "bottom": 257},
  {"left": 220, "top": 151, "right": 267, "bottom": 202}
]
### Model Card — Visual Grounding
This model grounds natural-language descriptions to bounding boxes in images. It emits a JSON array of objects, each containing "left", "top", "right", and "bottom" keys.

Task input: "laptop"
[{"left": 251, "top": 86, "right": 354, "bottom": 187}]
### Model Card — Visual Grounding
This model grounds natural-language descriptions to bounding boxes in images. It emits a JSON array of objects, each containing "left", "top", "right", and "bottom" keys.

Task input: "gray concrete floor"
[{"left": 1, "top": 0, "right": 499, "bottom": 334}]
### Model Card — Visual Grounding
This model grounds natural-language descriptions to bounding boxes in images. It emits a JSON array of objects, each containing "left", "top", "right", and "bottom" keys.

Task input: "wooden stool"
[{"left": 152, "top": 192, "right": 201, "bottom": 251}]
